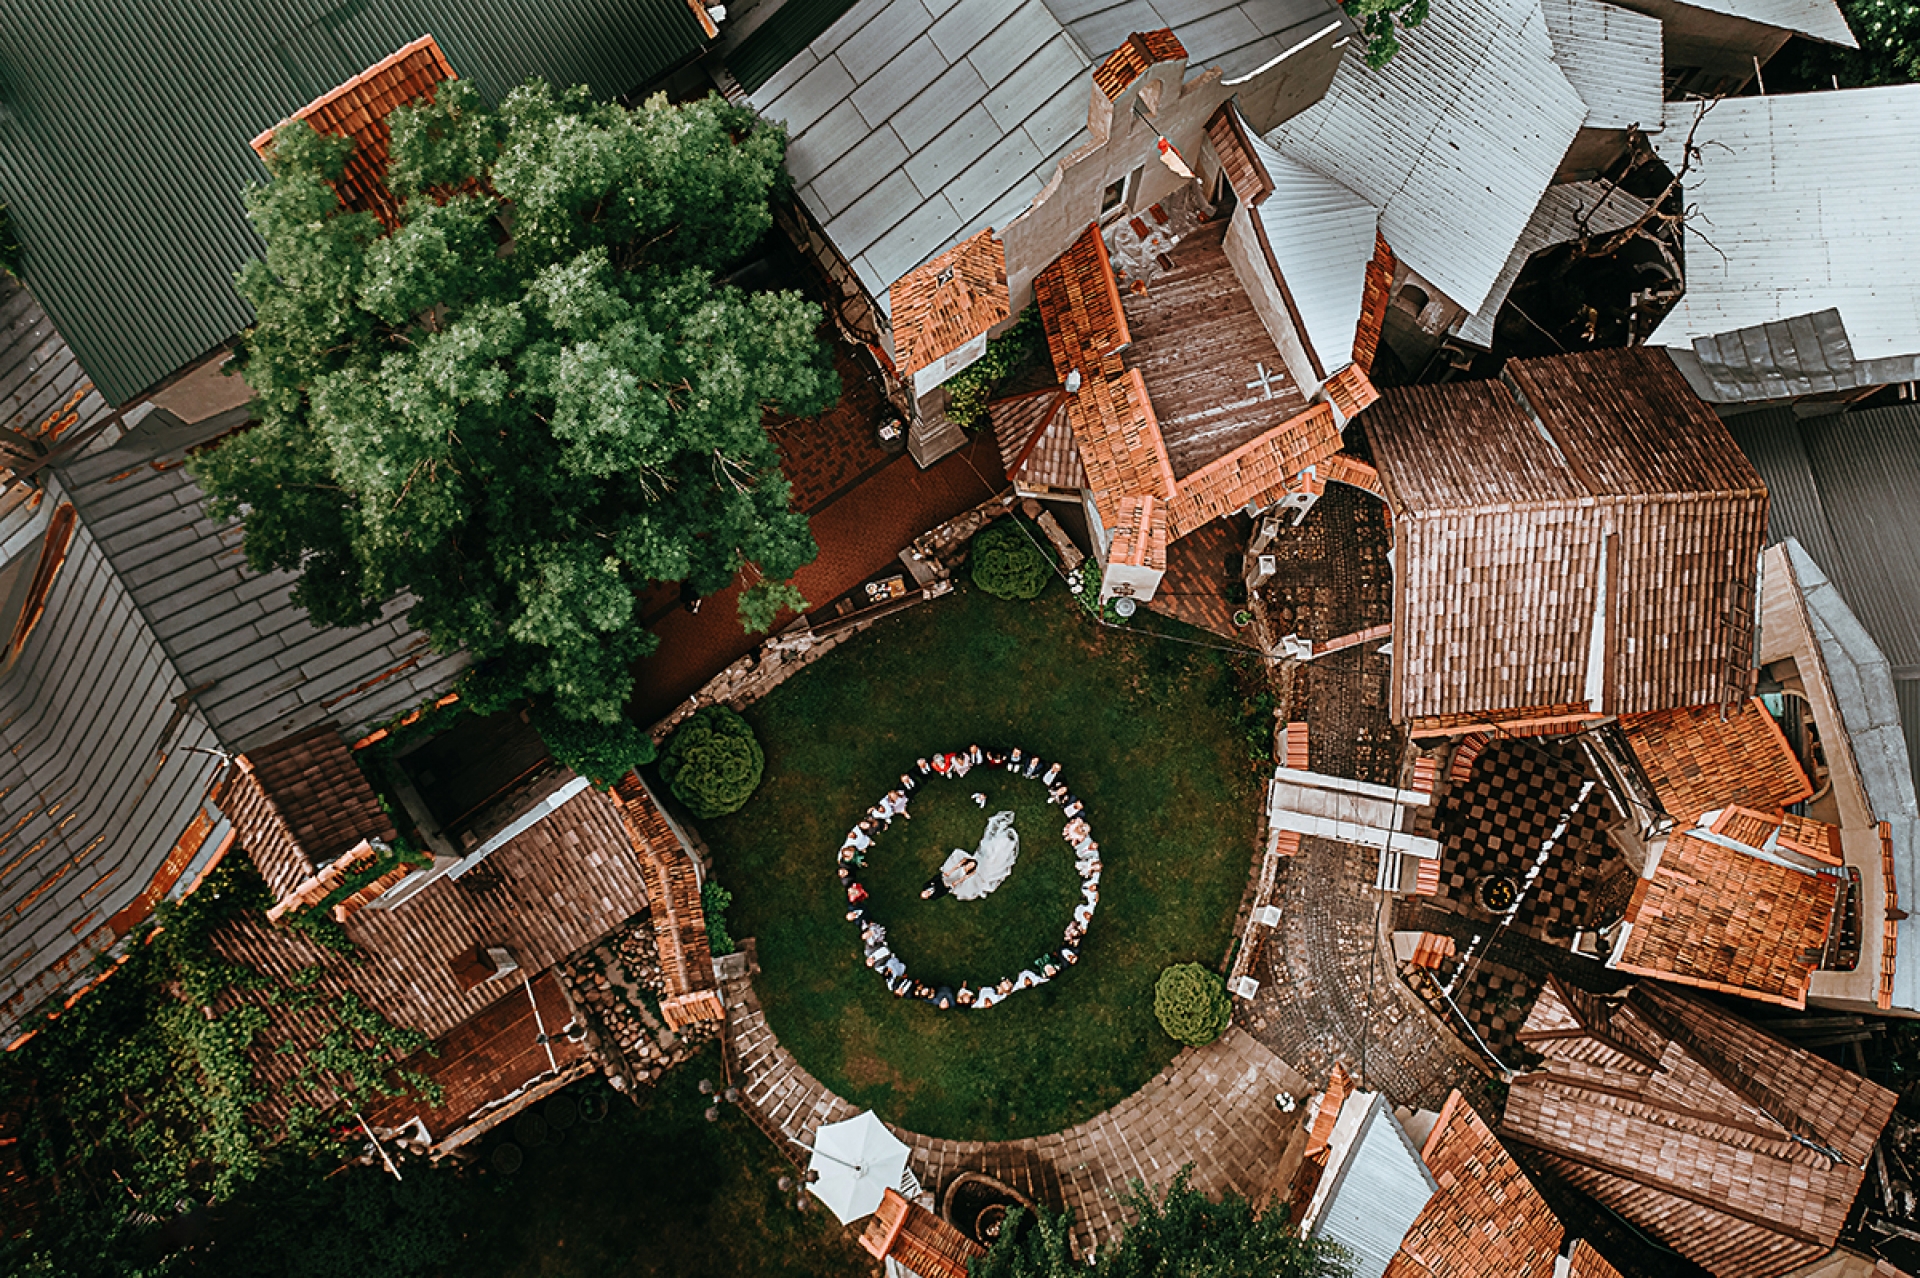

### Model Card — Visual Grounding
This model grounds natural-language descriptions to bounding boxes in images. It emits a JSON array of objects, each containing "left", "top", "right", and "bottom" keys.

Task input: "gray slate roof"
[
  {"left": 0, "top": 483, "right": 230, "bottom": 1039},
  {"left": 1655, "top": 0, "right": 1855, "bottom": 44},
  {"left": 59, "top": 422, "right": 469, "bottom": 754},
  {"left": 1651, "top": 88, "right": 1920, "bottom": 374},
  {"left": 1266, "top": 0, "right": 1590, "bottom": 315},
  {"left": 1784, "top": 539, "right": 1920, "bottom": 1013},
  {"left": 1042, "top": 0, "right": 1354, "bottom": 79},
  {"left": 747, "top": 0, "right": 1094, "bottom": 306},
  {"left": 0, "top": 0, "right": 709, "bottom": 407}
]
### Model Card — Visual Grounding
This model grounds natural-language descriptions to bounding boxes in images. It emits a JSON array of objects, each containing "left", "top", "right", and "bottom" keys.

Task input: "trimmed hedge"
[
  {"left": 1153, "top": 963, "right": 1231, "bottom": 1046},
  {"left": 970, "top": 520, "right": 1050, "bottom": 600},
  {"left": 660, "top": 706, "right": 766, "bottom": 819}
]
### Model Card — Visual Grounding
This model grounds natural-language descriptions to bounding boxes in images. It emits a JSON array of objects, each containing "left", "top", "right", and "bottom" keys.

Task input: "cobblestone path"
[{"left": 722, "top": 969, "right": 1309, "bottom": 1256}]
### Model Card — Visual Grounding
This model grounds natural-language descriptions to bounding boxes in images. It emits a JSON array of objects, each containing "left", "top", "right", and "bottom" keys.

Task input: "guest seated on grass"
[
  {"left": 1047, "top": 783, "right": 1069, "bottom": 805},
  {"left": 1025, "top": 755, "right": 1043, "bottom": 779},
  {"left": 1060, "top": 946, "right": 1079, "bottom": 965},
  {"left": 934, "top": 986, "right": 955, "bottom": 1010},
  {"left": 848, "top": 821, "right": 875, "bottom": 850},
  {"left": 1007, "top": 747, "right": 1024, "bottom": 773},
  {"left": 917, "top": 757, "right": 933, "bottom": 775},
  {"left": 1013, "top": 969, "right": 1043, "bottom": 991},
  {"left": 1038, "top": 954, "right": 1060, "bottom": 979},
  {"left": 974, "top": 985, "right": 1001, "bottom": 1008},
  {"left": 996, "top": 977, "right": 1014, "bottom": 997},
  {"left": 969, "top": 744, "right": 984, "bottom": 764},
  {"left": 956, "top": 984, "right": 976, "bottom": 1006},
  {"left": 900, "top": 772, "right": 919, "bottom": 793},
  {"left": 847, "top": 882, "right": 869, "bottom": 905},
  {"left": 1062, "top": 798, "right": 1084, "bottom": 819},
  {"left": 1041, "top": 762, "right": 1061, "bottom": 786},
  {"left": 985, "top": 748, "right": 1006, "bottom": 767}
]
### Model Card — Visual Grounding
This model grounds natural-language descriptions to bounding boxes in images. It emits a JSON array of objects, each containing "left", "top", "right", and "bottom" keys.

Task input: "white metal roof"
[
  {"left": 1304, "top": 1093, "right": 1438, "bottom": 1278},
  {"left": 748, "top": 0, "right": 1092, "bottom": 307},
  {"left": 1247, "top": 128, "right": 1380, "bottom": 372},
  {"left": 1651, "top": 87, "right": 1920, "bottom": 365},
  {"left": 1040, "top": 0, "right": 1350, "bottom": 79},
  {"left": 1540, "top": 0, "right": 1663, "bottom": 131},
  {"left": 1265, "top": 0, "right": 1589, "bottom": 315},
  {"left": 1651, "top": 0, "right": 1855, "bottom": 45}
]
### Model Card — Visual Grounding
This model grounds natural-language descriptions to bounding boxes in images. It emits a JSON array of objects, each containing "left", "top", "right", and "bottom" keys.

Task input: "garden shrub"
[
  {"left": 970, "top": 520, "right": 1051, "bottom": 600},
  {"left": 942, "top": 306, "right": 1043, "bottom": 429},
  {"left": 1154, "top": 963, "right": 1232, "bottom": 1046},
  {"left": 703, "top": 881, "right": 737, "bottom": 956},
  {"left": 535, "top": 707, "right": 657, "bottom": 786},
  {"left": 660, "top": 706, "right": 765, "bottom": 818}
]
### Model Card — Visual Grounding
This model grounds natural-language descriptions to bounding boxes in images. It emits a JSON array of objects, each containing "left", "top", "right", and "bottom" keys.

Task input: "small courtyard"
[{"left": 697, "top": 575, "right": 1268, "bottom": 1141}]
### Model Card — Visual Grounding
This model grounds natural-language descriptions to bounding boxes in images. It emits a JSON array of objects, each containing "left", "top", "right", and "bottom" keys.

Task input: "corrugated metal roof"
[
  {"left": 1539, "top": 0, "right": 1662, "bottom": 131},
  {"left": 1266, "top": 0, "right": 1589, "bottom": 315},
  {"left": 0, "top": 0, "right": 709, "bottom": 407},
  {"left": 0, "top": 489, "right": 228, "bottom": 1039},
  {"left": 1724, "top": 408, "right": 1846, "bottom": 573},
  {"left": 1651, "top": 87, "right": 1920, "bottom": 367},
  {"left": 1451, "top": 179, "right": 1648, "bottom": 349},
  {"left": 745, "top": 0, "right": 1093, "bottom": 305},
  {"left": 1247, "top": 129, "right": 1379, "bottom": 373},
  {"left": 1306, "top": 1093, "right": 1438, "bottom": 1278},
  {"left": 1783, "top": 541, "right": 1920, "bottom": 1013},
  {"left": 1642, "top": 0, "right": 1855, "bottom": 45},
  {"left": 1040, "top": 0, "right": 1349, "bottom": 79}
]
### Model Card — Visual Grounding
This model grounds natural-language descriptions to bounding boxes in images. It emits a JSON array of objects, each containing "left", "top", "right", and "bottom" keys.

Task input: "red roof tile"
[
  {"left": 1092, "top": 30, "right": 1188, "bottom": 100},
  {"left": 859, "top": 1188, "right": 984, "bottom": 1278},
  {"left": 250, "top": 35, "right": 458, "bottom": 229},
  {"left": 213, "top": 724, "right": 396, "bottom": 904},
  {"left": 1614, "top": 830, "right": 1839, "bottom": 1006},
  {"left": 1165, "top": 403, "right": 1341, "bottom": 538},
  {"left": 1323, "top": 365, "right": 1381, "bottom": 420},
  {"left": 1353, "top": 234, "right": 1395, "bottom": 374},
  {"left": 992, "top": 388, "right": 1084, "bottom": 490},
  {"left": 1504, "top": 979, "right": 1896, "bottom": 1278},
  {"left": 1385, "top": 1093, "right": 1568, "bottom": 1278},
  {"left": 1620, "top": 697, "right": 1812, "bottom": 822},
  {"left": 889, "top": 230, "right": 1011, "bottom": 377},
  {"left": 1204, "top": 105, "right": 1273, "bottom": 203},
  {"left": 612, "top": 774, "right": 720, "bottom": 1011},
  {"left": 1108, "top": 494, "right": 1168, "bottom": 571}
]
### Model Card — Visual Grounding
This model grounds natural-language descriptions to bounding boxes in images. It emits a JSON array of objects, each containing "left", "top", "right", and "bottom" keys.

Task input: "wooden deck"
[{"left": 1118, "top": 221, "right": 1308, "bottom": 479}]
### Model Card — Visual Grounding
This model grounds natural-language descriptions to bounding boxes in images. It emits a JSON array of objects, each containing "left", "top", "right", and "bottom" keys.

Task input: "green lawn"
[{"left": 695, "top": 580, "right": 1265, "bottom": 1140}]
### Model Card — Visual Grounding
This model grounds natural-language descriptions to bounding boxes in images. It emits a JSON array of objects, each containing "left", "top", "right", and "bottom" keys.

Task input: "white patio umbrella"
[{"left": 801, "top": 1110, "right": 911, "bottom": 1223}]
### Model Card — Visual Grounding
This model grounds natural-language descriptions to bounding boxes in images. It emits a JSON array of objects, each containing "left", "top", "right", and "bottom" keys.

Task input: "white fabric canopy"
[{"left": 806, "top": 1110, "right": 911, "bottom": 1223}]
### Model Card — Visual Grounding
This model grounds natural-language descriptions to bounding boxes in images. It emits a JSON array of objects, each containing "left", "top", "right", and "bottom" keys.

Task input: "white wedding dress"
[{"left": 945, "top": 811, "right": 1020, "bottom": 900}]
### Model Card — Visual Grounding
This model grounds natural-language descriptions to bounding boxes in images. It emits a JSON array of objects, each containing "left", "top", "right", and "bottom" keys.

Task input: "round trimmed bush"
[
  {"left": 969, "top": 520, "right": 1050, "bottom": 600},
  {"left": 1154, "top": 963, "right": 1232, "bottom": 1046},
  {"left": 660, "top": 706, "right": 765, "bottom": 819}
]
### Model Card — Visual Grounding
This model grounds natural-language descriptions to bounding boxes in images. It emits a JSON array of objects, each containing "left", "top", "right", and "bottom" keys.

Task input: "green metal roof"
[
  {"left": 0, "top": 0, "right": 710, "bottom": 407},
  {"left": 727, "top": 0, "right": 861, "bottom": 93}
]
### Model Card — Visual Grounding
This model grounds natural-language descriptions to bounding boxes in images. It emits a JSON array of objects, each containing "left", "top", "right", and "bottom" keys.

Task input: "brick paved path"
[
  {"left": 722, "top": 969, "right": 1309, "bottom": 1256},
  {"left": 1239, "top": 835, "right": 1482, "bottom": 1111}
]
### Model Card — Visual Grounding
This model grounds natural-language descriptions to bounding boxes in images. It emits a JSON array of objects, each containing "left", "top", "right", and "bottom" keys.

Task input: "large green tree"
[
  {"left": 194, "top": 84, "right": 837, "bottom": 730},
  {"left": 972, "top": 1170, "right": 1350, "bottom": 1278}
]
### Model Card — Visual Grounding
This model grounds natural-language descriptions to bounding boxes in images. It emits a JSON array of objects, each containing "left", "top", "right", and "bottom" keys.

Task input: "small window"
[{"left": 1100, "top": 177, "right": 1128, "bottom": 218}]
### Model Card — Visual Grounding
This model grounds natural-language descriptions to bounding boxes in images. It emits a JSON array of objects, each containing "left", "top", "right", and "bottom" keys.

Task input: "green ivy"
[
  {"left": 941, "top": 306, "right": 1043, "bottom": 430},
  {"left": 702, "top": 881, "right": 737, "bottom": 956}
]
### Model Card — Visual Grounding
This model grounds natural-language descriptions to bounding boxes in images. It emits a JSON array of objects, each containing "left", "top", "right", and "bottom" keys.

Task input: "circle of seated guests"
[{"left": 837, "top": 745, "right": 1099, "bottom": 1010}]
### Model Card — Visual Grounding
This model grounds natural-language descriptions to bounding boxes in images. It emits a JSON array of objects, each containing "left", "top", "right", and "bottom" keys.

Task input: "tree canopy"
[
  {"left": 972, "top": 1169, "right": 1350, "bottom": 1278},
  {"left": 194, "top": 83, "right": 838, "bottom": 729}
]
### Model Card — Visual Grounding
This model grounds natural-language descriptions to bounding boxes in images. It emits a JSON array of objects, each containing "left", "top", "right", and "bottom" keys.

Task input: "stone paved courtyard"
[{"left": 722, "top": 965, "right": 1310, "bottom": 1257}]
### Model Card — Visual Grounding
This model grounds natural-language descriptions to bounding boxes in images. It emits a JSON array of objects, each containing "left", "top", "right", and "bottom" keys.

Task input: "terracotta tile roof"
[
  {"left": 1365, "top": 350, "right": 1768, "bottom": 724},
  {"left": 1323, "top": 365, "right": 1380, "bottom": 420},
  {"left": 1036, "top": 224, "right": 1131, "bottom": 376},
  {"left": 992, "top": 388, "right": 1084, "bottom": 490},
  {"left": 1166, "top": 403, "right": 1341, "bottom": 538},
  {"left": 1702, "top": 805, "right": 1843, "bottom": 866},
  {"left": 888, "top": 230, "right": 1011, "bottom": 377},
  {"left": 1205, "top": 104, "right": 1273, "bottom": 203},
  {"left": 1409, "top": 704, "right": 1605, "bottom": 740},
  {"left": 1071, "top": 368, "right": 1177, "bottom": 531},
  {"left": 1322, "top": 453, "right": 1383, "bottom": 499},
  {"left": 1619, "top": 698, "right": 1813, "bottom": 823},
  {"left": 1384, "top": 1093, "right": 1569, "bottom": 1278},
  {"left": 1615, "top": 829, "right": 1840, "bottom": 1006},
  {"left": 1354, "top": 234, "right": 1395, "bottom": 373},
  {"left": 1108, "top": 494, "right": 1168, "bottom": 571},
  {"left": 1504, "top": 979, "right": 1896, "bottom": 1278},
  {"left": 612, "top": 774, "right": 721, "bottom": 1010},
  {"left": 212, "top": 724, "right": 396, "bottom": 903},
  {"left": 859, "top": 1188, "right": 985, "bottom": 1278},
  {"left": 1092, "top": 30, "right": 1188, "bottom": 100},
  {"left": 250, "top": 35, "right": 458, "bottom": 230}
]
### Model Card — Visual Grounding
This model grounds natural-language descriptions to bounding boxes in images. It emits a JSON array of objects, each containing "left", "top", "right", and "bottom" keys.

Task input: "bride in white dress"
[{"left": 942, "top": 810, "right": 1019, "bottom": 900}]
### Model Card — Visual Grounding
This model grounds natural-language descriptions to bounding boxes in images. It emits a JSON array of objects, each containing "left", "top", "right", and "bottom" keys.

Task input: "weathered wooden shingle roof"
[
  {"left": 0, "top": 1, "right": 708, "bottom": 406},
  {"left": 1504, "top": 979, "right": 1895, "bottom": 1278},
  {"left": 1363, "top": 348, "right": 1768, "bottom": 726},
  {"left": 888, "top": 229, "right": 1010, "bottom": 377}
]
